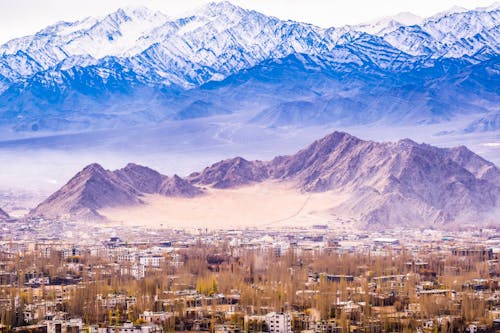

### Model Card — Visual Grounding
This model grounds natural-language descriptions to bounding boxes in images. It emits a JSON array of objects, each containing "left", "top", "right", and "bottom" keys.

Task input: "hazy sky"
[{"left": 0, "top": 0, "right": 496, "bottom": 44}]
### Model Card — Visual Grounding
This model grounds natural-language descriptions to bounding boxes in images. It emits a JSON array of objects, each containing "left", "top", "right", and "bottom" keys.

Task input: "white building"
[
  {"left": 120, "top": 263, "right": 145, "bottom": 279},
  {"left": 131, "top": 264, "right": 145, "bottom": 279},
  {"left": 118, "top": 253, "right": 137, "bottom": 263},
  {"left": 98, "top": 322, "right": 161, "bottom": 333},
  {"left": 265, "top": 312, "right": 293, "bottom": 333},
  {"left": 139, "top": 311, "right": 173, "bottom": 324},
  {"left": 139, "top": 255, "right": 164, "bottom": 268},
  {"left": 46, "top": 318, "right": 83, "bottom": 333}
]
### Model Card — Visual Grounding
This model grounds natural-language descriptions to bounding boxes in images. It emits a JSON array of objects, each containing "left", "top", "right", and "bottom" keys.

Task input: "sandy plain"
[{"left": 101, "top": 181, "right": 352, "bottom": 230}]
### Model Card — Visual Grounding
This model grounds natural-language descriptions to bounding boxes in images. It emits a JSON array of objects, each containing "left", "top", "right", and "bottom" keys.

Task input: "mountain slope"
[
  {"left": 114, "top": 163, "right": 165, "bottom": 194},
  {"left": 189, "top": 157, "right": 268, "bottom": 189},
  {"left": 189, "top": 131, "right": 500, "bottom": 227},
  {"left": 463, "top": 113, "right": 500, "bottom": 133},
  {"left": 0, "top": 208, "right": 9, "bottom": 220},
  {"left": 0, "top": 3, "right": 498, "bottom": 135},
  {"left": 30, "top": 163, "right": 204, "bottom": 220},
  {"left": 30, "top": 163, "right": 143, "bottom": 220},
  {"left": 381, "top": 6, "right": 500, "bottom": 58},
  {"left": 233, "top": 53, "right": 497, "bottom": 126},
  {"left": 1, "top": 51, "right": 496, "bottom": 133},
  {"left": 159, "top": 175, "right": 204, "bottom": 197}
]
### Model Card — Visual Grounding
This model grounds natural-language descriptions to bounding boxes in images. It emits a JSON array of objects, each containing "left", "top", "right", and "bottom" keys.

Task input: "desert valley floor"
[{"left": 101, "top": 181, "right": 351, "bottom": 230}]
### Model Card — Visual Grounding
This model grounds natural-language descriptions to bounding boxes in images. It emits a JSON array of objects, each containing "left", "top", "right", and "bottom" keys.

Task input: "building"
[
  {"left": 139, "top": 311, "right": 173, "bottom": 324},
  {"left": 97, "top": 322, "right": 161, "bottom": 333},
  {"left": 373, "top": 238, "right": 399, "bottom": 246},
  {"left": 46, "top": 318, "right": 83, "bottom": 333},
  {"left": 214, "top": 324, "right": 240, "bottom": 333},
  {"left": 139, "top": 255, "right": 164, "bottom": 268},
  {"left": 322, "top": 274, "right": 354, "bottom": 283},
  {"left": 265, "top": 312, "right": 293, "bottom": 333},
  {"left": 452, "top": 247, "right": 493, "bottom": 260}
]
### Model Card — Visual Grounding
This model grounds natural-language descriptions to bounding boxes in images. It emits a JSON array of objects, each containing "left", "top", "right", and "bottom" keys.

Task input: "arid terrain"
[{"left": 101, "top": 181, "right": 351, "bottom": 229}]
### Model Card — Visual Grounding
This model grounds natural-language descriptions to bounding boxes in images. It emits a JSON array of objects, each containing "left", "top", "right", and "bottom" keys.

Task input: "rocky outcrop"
[
  {"left": 160, "top": 175, "right": 204, "bottom": 197},
  {"left": 31, "top": 163, "right": 204, "bottom": 220},
  {"left": 189, "top": 157, "right": 268, "bottom": 189}
]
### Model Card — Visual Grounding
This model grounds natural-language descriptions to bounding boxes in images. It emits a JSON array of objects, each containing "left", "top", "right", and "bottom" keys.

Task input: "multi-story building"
[
  {"left": 265, "top": 312, "right": 293, "bottom": 333},
  {"left": 139, "top": 255, "right": 164, "bottom": 268}
]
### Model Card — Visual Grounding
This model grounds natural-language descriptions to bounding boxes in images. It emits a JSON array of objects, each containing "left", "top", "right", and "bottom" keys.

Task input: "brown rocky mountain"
[
  {"left": 31, "top": 163, "right": 143, "bottom": 220},
  {"left": 31, "top": 132, "right": 500, "bottom": 227},
  {"left": 114, "top": 163, "right": 202, "bottom": 197},
  {"left": 189, "top": 131, "right": 500, "bottom": 227},
  {"left": 31, "top": 163, "right": 204, "bottom": 220},
  {"left": 114, "top": 163, "right": 165, "bottom": 194},
  {"left": 189, "top": 157, "right": 268, "bottom": 189},
  {"left": 159, "top": 175, "right": 204, "bottom": 197},
  {"left": 444, "top": 145, "right": 500, "bottom": 187},
  {"left": 0, "top": 208, "right": 9, "bottom": 220}
]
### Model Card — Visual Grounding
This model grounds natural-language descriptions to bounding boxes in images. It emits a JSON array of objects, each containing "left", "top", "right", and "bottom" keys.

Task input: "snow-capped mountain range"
[{"left": 0, "top": 1, "right": 498, "bottom": 134}]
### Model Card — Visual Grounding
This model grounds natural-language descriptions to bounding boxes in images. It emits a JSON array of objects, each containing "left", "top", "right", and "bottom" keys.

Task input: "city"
[{"left": 0, "top": 217, "right": 499, "bottom": 332}]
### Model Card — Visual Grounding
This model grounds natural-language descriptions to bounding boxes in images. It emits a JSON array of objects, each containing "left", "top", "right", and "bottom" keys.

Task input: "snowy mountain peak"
[
  {"left": 119, "top": 5, "right": 168, "bottom": 19},
  {"left": 391, "top": 12, "right": 424, "bottom": 25},
  {"left": 350, "top": 11, "right": 423, "bottom": 35},
  {"left": 200, "top": 1, "right": 247, "bottom": 15},
  {"left": 486, "top": 2, "right": 500, "bottom": 11},
  {"left": 437, "top": 5, "right": 469, "bottom": 16},
  {"left": 381, "top": 3, "right": 500, "bottom": 58},
  {"left": 191, "top": 1, "right": 251, "bottom": 29}
]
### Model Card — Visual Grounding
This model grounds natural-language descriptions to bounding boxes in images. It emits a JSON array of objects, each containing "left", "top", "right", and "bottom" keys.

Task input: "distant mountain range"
[
  {"left": 30, "top": 131, "right": 500, "bottom": 228},
  {"left": 0, "top": 2, "right": 498, "bottom": 135}
]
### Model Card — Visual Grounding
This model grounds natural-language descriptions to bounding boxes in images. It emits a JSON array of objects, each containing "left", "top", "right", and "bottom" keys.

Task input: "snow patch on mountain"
[{"left": 352, "top": 12, "right": 423, "bottom": 35}]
